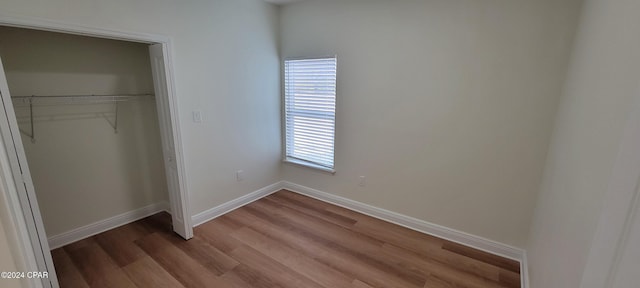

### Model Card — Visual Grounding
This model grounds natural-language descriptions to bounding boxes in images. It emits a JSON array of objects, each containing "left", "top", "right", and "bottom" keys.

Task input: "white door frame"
[
  {"left": 580, "top": 84, "right": 640, "bottom": 288},
  {"left": 148, "top": 43, "right": 192, "bottom": 239},
  {"left": 0, "top": 15, "right": 193, "bottom": 287},
  {"left": 0, "top": 50, "right": 53, "bottom": 288}
]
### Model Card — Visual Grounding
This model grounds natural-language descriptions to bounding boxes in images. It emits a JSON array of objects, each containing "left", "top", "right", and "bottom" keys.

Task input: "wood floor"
[{"left": 52, "top": 190, "right": 521, "bottom": 288}]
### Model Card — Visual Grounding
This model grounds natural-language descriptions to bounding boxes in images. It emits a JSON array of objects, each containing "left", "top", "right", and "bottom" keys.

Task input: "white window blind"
[{"left": 284, "top": 57, "right": 337, "bottom": 170}]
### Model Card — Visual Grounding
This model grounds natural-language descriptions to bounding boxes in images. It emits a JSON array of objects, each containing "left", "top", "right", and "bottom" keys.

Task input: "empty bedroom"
[{"left": 0, "top": 0, "right": 639, "bottom": 288}]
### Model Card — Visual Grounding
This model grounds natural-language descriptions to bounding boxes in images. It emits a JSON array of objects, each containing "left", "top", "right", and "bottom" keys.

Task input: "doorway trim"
[{"left": 0, "top": 14, "right": 193, "bottom": 287}]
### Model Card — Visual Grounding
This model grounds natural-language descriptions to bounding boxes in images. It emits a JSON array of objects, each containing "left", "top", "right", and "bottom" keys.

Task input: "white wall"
[
  {"left": 526, "top": 0, "right": 640, "bottom": 286},
  {"left": 0, "top": 27, "right": 169, "bottom": 237},
  {"left": 280, "top": 0, "right": 581, "bottom": 247},
  {"left": 0, "top": 0, "right": 281, "bottom": 221}
]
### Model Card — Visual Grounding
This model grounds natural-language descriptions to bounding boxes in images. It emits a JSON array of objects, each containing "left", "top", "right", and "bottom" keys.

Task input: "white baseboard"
[
  {"left": 281, "top": 181, "right": 526, "bottom": 262},
  {"left": 48, "top": 202, "right": 170, "bottom": 250},
  {"left": 191, "top": 181, "right": 284, "bottom": 227}
]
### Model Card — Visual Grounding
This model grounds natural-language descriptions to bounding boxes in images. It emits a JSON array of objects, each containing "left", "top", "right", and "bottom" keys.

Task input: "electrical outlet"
[
  {"left": 359, "top": 176, "right": 366, "bottom": 187},
  {"left": 236, "top": 170, "right": 244, "bottom": 182}
]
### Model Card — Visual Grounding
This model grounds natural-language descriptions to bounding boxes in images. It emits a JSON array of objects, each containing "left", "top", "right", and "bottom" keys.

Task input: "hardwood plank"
[
  {"left": 135, "top": 233, "right": 232, "bottom": 288},
  {"left": 423, "top": 274, "right": 459, "bottom": 288},
  {"left": 50, "top": 248, "right": 90, "bottom": 288},
  {"left": 263, "top": 195, "right": 503, "bottom": 284},
  {"left": 324, "top": 204, "right": 374, "bottom": 223},
  {"left": 63, "top": 236, "right": 97, "bottom": 252},
  {"left": 251, "top": 199, "right": 428, "bottom": 286},
  {"left": 498, "top": 270, "right": 521, "bottom": 288},
  {"left": 225, "top": 205, "right": 424, "bottom": 288},
  {"left": 221, "top": 264, "right": 284, "bottom": 288},
  {"left": 195, "top": 218, "right": 242, "bottom": 253},
  {"left": 95, "top": 222, "right": 150, "bottom": 267},
  {"left": 228, "top": 245, "right": 325, "bottom": 288},
  {"left": 255, "top": 197, "right": 385, "bottom": 248},
  {"left": 209, "top": 215, "right": 245, "bottom": 230},
  {"left": 272, "top": 190, "right": 336, "bottom": 209},
  {"left": 379, "top": 239, "right": 504, "bottom": 283},
  {"left": 259, "top": 194, "right": 512, "bottom": 288},
  {"left": 442, "top": 242, "right": 520, "bottom": 273},
  {"left": 351, "top": 214, "right": 444, "bottom": 254},
  {"left": 64, "top": 243, "right": 137, "bottom": 288},
  {"left": 123, "top": 256, "right": 185, "bottom": 288},
  {"left": 380, "top": 243, "right": 508, "bottom": 288},
  {"left": 163, "top": 233, "right": 240, "bottom": 276},
  {"left": 353, "top": 279, "right": 375, "bottom": 288},
  {"left": 343, "top": 205, "right": 516, "bottom": 286},
  {"left": 138, "top": 212, "right": 173, "bottom": 234},
  {"left": 53, "top": 191, "right": 520, "bottom": 288},
  {"left": 267, "top": 191, "right": 358, "bottom": 228},
  {"left": 231, "top": 226, "right": 354, "bottom": 288},
  {"left": 302, "top": 195, "right": 511, "bottom": 285}
]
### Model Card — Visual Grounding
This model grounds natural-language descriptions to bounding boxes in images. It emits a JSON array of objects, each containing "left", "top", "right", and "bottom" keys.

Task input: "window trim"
[
  {"left": 282, "top": 55, "right": 338, "bottom": 173},
  {"left": 283, "top": 157, "right": 337, "bottom": 174}
]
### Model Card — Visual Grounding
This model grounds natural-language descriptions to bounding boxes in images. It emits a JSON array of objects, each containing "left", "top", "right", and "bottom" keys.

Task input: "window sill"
[{"left": 283, "top": 158, "right": 336, "bottom": 174}]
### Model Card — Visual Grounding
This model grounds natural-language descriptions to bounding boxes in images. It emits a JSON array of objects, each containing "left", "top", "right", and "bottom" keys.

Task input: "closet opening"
[{"left": 0, "top": 22, "right": 191, "bottom": 288}]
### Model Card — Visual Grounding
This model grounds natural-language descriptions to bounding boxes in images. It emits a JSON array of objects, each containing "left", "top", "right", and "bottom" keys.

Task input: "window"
[{"left": 284, "top": 56, "right": 337, "bottom": 172}]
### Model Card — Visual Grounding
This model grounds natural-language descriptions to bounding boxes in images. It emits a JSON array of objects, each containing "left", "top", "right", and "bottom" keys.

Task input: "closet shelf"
[
  {"left": 11, "top": 94, "right": 155, "bottom": 105},
  {"left": 11, "top": 93, "right": 155, "bottom": 143}
]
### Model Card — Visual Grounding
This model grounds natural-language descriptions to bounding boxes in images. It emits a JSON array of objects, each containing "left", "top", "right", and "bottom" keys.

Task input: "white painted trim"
[
  {"left": 521, "top": 251, "right": 530, "bottom": 288},
  {"left": 160, "top": 40, "right": 194, "bottom": 239},
  {"left": 281, "top": 181, "right": 525, "bottom": 262},
  {"left": 191, "top": 182, "right": 285, "bottom": 226},
  {"left": 47, "top": 202, "right": 169, "bottom": 250},
  {"left": 0, "top": 124, "right": 42, "bottom": 288},
  {"left": 148, "top": 42, "right": 193, "bottom": 239},
  {"left": 0, "top": 14, "right": 168, "bottom": 44}
]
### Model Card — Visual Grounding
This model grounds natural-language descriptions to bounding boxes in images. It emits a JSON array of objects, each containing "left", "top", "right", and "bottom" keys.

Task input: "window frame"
[{"left": 282, "top": 55, "right": 338, "bottom": 174}]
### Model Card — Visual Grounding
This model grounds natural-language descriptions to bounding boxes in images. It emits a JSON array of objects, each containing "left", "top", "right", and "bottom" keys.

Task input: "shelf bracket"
[
  {"left": 102, "top": 101, "right": 118, "bottom": 133},
  {"left": 18, "top": 97, "right": 35, "bottom": 143}
]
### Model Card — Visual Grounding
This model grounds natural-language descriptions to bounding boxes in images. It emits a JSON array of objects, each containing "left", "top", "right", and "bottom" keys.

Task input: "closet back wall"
[{"left": 0, "top": 27, "right": 168, "bottom": 237}]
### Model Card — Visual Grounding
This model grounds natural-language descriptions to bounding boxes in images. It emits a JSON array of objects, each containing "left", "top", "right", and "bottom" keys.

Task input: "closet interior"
[{"left": 0, "top": 26, "right": 170, "bottom": 245}]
